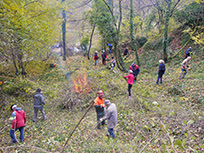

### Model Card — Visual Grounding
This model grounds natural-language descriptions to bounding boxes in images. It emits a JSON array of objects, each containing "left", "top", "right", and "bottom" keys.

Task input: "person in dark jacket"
[
  {"left": 94, "top": 51, "right": 99, "bottom": 66},
  {"left": 156, "top": 59, "right": 166, "bottom": 84},
  {"left": 129, "top": 63, "right": 140, "bottom": 83},
  {"left": 100, "top": 100, "right": 117, "bottom": 139},
  {"left": 94, "top": 90, "right": 105, "bottom": 129},
  {"left": 101, "top": 50, "right": 107, "bottom": 65},
  {"left": 123, "top": 46, "right": 129, "bottom": 58},
  {"left": 185, "top": 47, "right": 192, "bottom": 59},
  {"left": 10, "top": 104, "right": 27, "bottom": 143},
  {"left": 33, "top": 88, "right": 47, "bottom": 122}
]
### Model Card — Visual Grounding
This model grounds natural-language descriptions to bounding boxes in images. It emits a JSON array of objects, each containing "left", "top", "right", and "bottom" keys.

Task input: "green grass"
[{"left": 0, "top": 53, "right": 203, "bottom": 152}]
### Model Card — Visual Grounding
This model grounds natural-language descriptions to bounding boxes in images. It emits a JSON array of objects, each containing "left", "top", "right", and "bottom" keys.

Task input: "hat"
[
  {"left": 159, "top": 59, "right": 164, "bottom": 63},
  {"left": 95, "top": 51, "right": 98, "bottom": 53},
  {"left": 104, "top": 100, "right": 110, "bottom": 105},
  {"left": 36, "top": 88, "right": 41, "bottom": 92},
  {"left": 132, "top": 62, "right": 135, "bottom": 65},
  {"left": 11, "top": 104, "right": 17, "bottom": 110},
  {"left": 129, "top": 70, "right": 133, "bottom": 73}
]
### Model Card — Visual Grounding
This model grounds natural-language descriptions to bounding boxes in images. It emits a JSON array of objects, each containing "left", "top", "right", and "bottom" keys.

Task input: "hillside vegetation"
[{"left": 0, "top": 50, "right": 203, "bottom": 152}]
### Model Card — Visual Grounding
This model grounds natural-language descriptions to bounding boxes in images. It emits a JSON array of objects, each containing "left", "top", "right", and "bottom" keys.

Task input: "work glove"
[{"left": 100, "top": 118, "right": 103, "bottom": 122}]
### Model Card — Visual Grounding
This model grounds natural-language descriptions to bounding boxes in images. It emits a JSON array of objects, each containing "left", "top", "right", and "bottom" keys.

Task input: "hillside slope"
[{"left": 0, "top": 53, "right": 203, "bottom": 152}]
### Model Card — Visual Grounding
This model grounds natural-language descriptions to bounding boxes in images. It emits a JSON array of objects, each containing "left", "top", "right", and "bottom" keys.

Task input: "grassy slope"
[{"left": 0, "top": 53, "right": 203, "bottom": 153}]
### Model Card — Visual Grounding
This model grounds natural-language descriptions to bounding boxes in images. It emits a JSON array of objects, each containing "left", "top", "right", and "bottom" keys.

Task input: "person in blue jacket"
[
  {"left": 185, "top": 47, "right": 192, "bottom": 59},
  {"left": 107, "top": 43, "right": 112, "bottom": 54},
  {"left": 156, "top": 59, "right": 166, "bottom": 84}
]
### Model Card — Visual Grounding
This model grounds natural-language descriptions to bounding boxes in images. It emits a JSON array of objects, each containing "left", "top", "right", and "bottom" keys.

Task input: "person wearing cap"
[
  {"left": 101, "top": 50, "right": 107, "bottom": 65},
  {"left": 185, "top": 47, "right": 192, "bottom": 59},
  {"left": 94, "top": 90, "right": 105, "bottom": 129},
  {"left": 10, "top": 104, "right": 27, "bottom": 143},
  {"left": 156, "top": 59, "right": 166, "bottom": 85},
  {"left": 129, "top": 62, "right": 140, "bottom": 83},
  {"left": 111, "top": 57, "right": 116, "bottom": 71},
  {"left": 94, "top": 51, "right": 99, "bottom": 66},
  {"left": 33, "top": 88, "right": 47, "bottom": 122},
  {"left": 100, "top": 100, "right": 117, "bottom": 138},
  {"left": 124, "top": 70, "right": 135, "bottom": 98},
  {"left": 179, "top": 56, "right": 191, "bottom": 79}
]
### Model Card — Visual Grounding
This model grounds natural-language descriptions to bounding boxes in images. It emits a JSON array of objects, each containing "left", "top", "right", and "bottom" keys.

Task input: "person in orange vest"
[{"left": 94, "top": 90, "right": 105, "bottom": 129}]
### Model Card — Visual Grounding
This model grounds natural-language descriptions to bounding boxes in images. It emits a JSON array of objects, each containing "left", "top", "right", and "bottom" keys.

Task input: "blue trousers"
[
  {"left": 10, "top": 126, "right": 25, "bottom": 142},
  {"left": 179, "top": 69, "right": 187, "bottom": 78},
  {"left": 95, "top": 60, "right": 97, "bottom": 66},
  {"left": 108, "top": 128, "right": 115, "bottom": 138}
]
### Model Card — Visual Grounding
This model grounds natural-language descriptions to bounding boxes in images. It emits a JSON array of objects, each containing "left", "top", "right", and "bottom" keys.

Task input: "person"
[
  {"left": 156, "top": 59, "right": 166, "bottom": 84},
  {"left": 101, "top": 50, "right": 107, "bottom": 65},
  {"left": 129, "top": 63, "right": 140, "bottom": 83},
  {"left": 111, "top": 57, "right": 116, "bottom": 71},
  {"left": 94, "top": 90, "right": 105, "bottom": 129},
  {"left": 124, "top": 70, "right": 135, "bottom": 98},
  {"left": 94, "top": 51, "right": 99, "bottom": 66},
  {"left": 33, "top": 88, "right": 47, "bottom": 122},
  {"left": 185, "top": 47, "right": 192, "bottom": 59},
  {"left": 9, "top": 104, "right": 27, "bottom": 143},
  {"left": 100, "top": 100, "right": 117, "bottom": 139},
  {"left": 123, "top": 46, "right": 129, "bottom": 58},
  {"left": 179, "top": 56, "right": 191, "bottom": 79},
  {"left": 107, "top": 43, "right": 112, "bottom": 54}
]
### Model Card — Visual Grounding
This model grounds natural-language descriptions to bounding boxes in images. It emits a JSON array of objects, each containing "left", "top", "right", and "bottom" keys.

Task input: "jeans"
[
  {"left": 156, "top": 74, "right": 163, "bottom": 84},
  {"left": 128, "top": 84, "right": 132, "bottom": 96},
  {"left": 108, "top": 128, "right": 115, "bottom": 138},
  {"left": 10, "top": 126, "right": 25, "bottom": 142},
  {"left": 179, "top": 69, "right": 187, "bottom": 78},
  {"left": 95, "top": 60, "right": 97, "bottom": 66},
  {"left": 33, "top": 108, "right": 47, "bottom": 122}
]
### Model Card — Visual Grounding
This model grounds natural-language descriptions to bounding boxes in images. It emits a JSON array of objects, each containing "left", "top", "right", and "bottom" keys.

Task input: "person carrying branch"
[
  {"left": 179, "top": 56, "right": 191, "bottom": 79},
  {"left": 124, "top": 70, "right": 135, "bottom": 99},
  {"left": 94, "top": 90, "right": 105, "bottom": 129},
  {"left": 100, "top": 100, "right": 117, "bottom": 139}
]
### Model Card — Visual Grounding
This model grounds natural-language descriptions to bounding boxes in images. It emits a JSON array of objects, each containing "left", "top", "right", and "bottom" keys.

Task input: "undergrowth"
[{"left": 0, "top": 51, "right": 203, "bottom": 152}]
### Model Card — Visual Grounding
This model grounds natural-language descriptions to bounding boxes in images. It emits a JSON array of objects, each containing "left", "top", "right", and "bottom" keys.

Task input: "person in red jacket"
[
  {"left": 124, "top": 70, "right": 135, "bottom": 98},
  {"left": 9, "top": 104, "right": 26, "bottom": 143},
  {"left": 101, "top": 50, "right": 107, "bottom": 65},
  {"left": 94, "top": 51, "right": 99, "bottom": 66}
]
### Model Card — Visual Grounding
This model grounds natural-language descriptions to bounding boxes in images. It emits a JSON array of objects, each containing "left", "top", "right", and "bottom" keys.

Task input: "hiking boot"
[{"left": 106, "top": 134, "right": 110, "bottom": 139}]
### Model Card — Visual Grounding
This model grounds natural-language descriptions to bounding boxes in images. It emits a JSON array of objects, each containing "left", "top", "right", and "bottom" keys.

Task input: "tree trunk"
[
  {"left": 62, "top": 0, "right": 66, "bottom": 61},
  {"left": 130, "top": 0, "right": 140, "bottom": 66},
  {"left": 87, "top": 22, "right": 96, "bottom": 60},
  {"left": 163, "top": 0, "right": 171, "bottom": 62}
]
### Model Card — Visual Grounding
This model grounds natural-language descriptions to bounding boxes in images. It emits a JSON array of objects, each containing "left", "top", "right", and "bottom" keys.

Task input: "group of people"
[
  {"left": 9, "top": 88, "right": 47, "bottom": 144},
  {"left": 94, "top": 90, "right": 117, "bottom": 138},
  {"left": 9, "top": 46, "right": 193, "bottom": 143}
]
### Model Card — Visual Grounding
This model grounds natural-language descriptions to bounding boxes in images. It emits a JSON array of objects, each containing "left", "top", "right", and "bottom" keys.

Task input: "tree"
[
  {"left": 130, "top": 0, "right": 140, "bottom": 66},
  {"left": 0, "top": 0, "right": 61, "bottom": 75}
]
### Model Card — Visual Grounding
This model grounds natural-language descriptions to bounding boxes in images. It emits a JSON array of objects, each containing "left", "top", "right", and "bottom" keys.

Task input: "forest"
[{"left": 0, "top": 0, "right": 204, "bottom": 152}]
